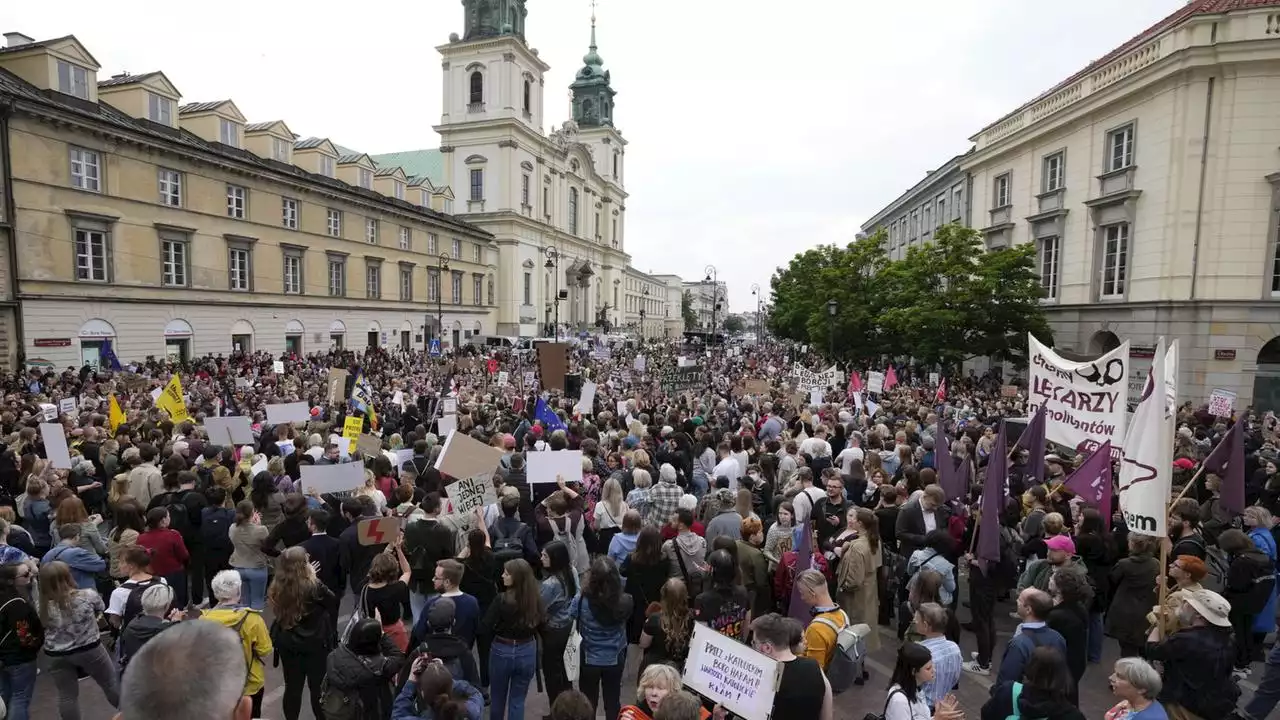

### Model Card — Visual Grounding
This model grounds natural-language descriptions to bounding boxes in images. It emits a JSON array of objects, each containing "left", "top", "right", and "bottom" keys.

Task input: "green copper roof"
[{"left": 369, "top": 149, "right": 445, "bottom": 188}]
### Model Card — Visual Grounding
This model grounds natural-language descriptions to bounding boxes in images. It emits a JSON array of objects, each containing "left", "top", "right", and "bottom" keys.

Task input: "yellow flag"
[
  {"left": 109, "top": 394, "right": 127, "bottom": 433},
  {"left": 157, "top": 375, "right": 190, "bottom": 424},
  {"left": 342, "top": 415, "right": 363, "bottom": 453}
]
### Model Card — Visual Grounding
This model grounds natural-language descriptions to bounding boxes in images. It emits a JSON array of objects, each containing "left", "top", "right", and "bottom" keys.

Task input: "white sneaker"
[{"left": 962, "top": 660, "right": 990, "bottom": 676}]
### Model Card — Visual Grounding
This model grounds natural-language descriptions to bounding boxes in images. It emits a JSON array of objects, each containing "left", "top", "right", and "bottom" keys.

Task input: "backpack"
[
  {"left": 492, "top": 521, "right": 530, "bottom": 565},
  {"left": 995, "top": 526, "right": 1023, "bottom": 586},
  {"left": 1187, "top": 535, "right": 1229, "bottom": 593},
  {"left": 812, "top": 609, "right": 865, "bottom": 695},
  {"left": 320, "top": 648, "right": 379, "bottom": 720},
  {"left": 200, "top": 507, "right": 235, "bottom": 554},
  {"left": 163, "top": 490, "right": 197, "bottom": 540},
  {"left": 862, "top": 687, "right": 904, "bottom": 720},
  {"left": 119, "top": 577, "right": 168, "bottom": 631}
]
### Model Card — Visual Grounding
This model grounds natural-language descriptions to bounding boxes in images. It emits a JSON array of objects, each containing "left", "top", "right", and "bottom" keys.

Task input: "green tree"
[
  {"left": 681, "top": 290, "right": 697, "bottom": 331},
  {"left": 723, "top": 315, "right": 746, "bottom": 334}
]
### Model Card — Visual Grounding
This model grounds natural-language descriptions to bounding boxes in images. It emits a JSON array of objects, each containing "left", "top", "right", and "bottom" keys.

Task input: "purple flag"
[
  {"left": 936, "top": 421, "right": 962, "bottom": 501},
  {"left": 1063, "top": 441, "right": 1114, "bottom": 530},
  {"left": 1203, "top": 416, "right": 1245, "bottom": 514},
  {"left": 1015, "top": 405, "right": 1048, "bottom": 486},
  {"left": 977, "top": 420, "right": 1007, "bottom": 565},
  {"left": 788, "top": 521, "right": 814, "bottom": 623}
]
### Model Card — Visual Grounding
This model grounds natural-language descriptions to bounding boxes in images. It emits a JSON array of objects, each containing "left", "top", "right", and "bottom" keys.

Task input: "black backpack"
[
  {"left": 162, "top": 490, "right": 197, "bottom": 540},
  {"left": 200, "top": 507, "right": 235, "bottom": 554},
  {"left": 492, "top": 522, "right": 529, "bottom": 565},
  {"left": 320, "top": 648, "right": 382, "bottom": 720},
  {"left": 119, "top": 577, "right": 168, "bottom": 631}
]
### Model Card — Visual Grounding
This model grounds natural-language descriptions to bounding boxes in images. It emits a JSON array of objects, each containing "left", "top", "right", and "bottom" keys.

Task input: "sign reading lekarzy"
[
  {"left": 682, "top": 622, "right": 780, "bottom": 720},
  {"left": 1027, "top": 334, "right": 1130, "bottom": 456}
]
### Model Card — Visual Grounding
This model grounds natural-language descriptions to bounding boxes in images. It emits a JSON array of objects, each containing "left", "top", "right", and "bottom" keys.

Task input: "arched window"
[
  {"left": 523, "top": 80, "right": 531, "bottom": 113},
  {"left": 469, "top": 72, "right": 484, "bottom": 106},
  {"left": 568, "top": 188, "right": 579, "bottom": 235}
]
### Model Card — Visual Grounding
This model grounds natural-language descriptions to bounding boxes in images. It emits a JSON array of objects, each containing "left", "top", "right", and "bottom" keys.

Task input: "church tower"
[
  {"left": 570, "top": 8, "right": 627, "bottom": 191},
  {"left": 462, "top": 0, "right": 528, "bottom": 42}
]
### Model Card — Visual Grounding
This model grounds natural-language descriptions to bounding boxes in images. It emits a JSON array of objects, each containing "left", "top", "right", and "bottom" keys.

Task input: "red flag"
[
  {"left": 849, "top": 371, "right": 863, "bottom": 394},
  {"left": 935, "top": 378, "right": 947, "bottom": 403},
  {"left": 884, "top": 366, "right": 898, "bottom": 391},
  {"left": 1063, "top": 441, "right": 1114, "bottom": 530}
]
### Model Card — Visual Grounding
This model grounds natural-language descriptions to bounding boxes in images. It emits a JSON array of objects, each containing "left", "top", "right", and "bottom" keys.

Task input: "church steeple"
[
  {"left": 570, "top": 4, "right": 616, "bottom": 128},
  {"left": 462, "top": 0, "right": 527, "bottom": 43}
]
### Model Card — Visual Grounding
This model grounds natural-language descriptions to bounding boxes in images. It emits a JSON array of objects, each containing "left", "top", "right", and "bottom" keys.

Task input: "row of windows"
[
  {"left": 991, "top": 123, "right": 1135, "bottom": 211},
  {"left": 1034, "top": 224, "right": 1129, "bottom": 302},
  {"left": 67, "top": 147, "right": 483, "bottom": 258},
  {"left": 73, "top": 220, "right": 494, "bottom": 304},
  {"left": 885, "top": 183, "right": 965, "bottom": 249}
]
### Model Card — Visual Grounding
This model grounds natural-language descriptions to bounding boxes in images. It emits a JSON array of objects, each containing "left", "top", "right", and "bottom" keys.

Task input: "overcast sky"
[{"left": 10, "top": 0, "right": 1186, "bottom": 311}]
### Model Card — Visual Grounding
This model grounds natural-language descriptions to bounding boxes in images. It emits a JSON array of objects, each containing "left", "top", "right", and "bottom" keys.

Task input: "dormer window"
[
  {"left": 272, "top": 138, "right": 290, "bottom": 162},
  {"left": 359, "top": 168, "right": 373, "bottom": 189},
  {"left": 56, "top": 61, "right": 89, "bottom": 100},
  {"left": 394, "top": 181, "right": 405, "bottom": 200},
  {"left": 219, "top": 118, "right": 239, "bottom": 148},
  {"left": 320, "top": 156, "right": 335, "bottom": 177},
  {"left": 147, "top": 93, "right": 173, "bottom": 125}
]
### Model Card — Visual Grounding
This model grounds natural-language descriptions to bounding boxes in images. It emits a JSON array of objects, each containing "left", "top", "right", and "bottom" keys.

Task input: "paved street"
[{"left": 27, "top": 587, "right": 1269, "bottom": 719}]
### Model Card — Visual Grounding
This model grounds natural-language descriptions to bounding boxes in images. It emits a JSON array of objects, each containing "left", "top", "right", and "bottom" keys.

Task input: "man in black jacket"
[
  {"left": 338, "top": 496, "right": 385, "bottom": 596},
  {"left": 402, "top": 493, "right": 456, "bottom": 626},
  {"left": 895, "top": 485, "right": 952, "bottom": 559},
  {"left": 502, "top": 454, "right": 535, "bottom": 526},
  {"left": 300, "top": 509, "right": 344, "bottom": 601}
]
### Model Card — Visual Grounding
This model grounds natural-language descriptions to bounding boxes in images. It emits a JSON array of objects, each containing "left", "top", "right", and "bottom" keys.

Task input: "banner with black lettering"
[
  {"left": 1118, "top": 337, "right": 1174, "bottom": 537},
  {"left": 1027, "top": 334, "right": 1129, "bottom": 456}
]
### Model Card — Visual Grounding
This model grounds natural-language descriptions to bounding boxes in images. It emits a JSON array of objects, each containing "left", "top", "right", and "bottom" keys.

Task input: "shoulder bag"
[{"left": 564, "top": 595, "right": 583, "bottom": 683}]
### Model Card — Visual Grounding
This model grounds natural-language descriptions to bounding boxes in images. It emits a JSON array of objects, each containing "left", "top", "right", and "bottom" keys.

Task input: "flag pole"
[
  {"left": 1157, "top": 537, "right": 1169, "bottom": 641},
  {"left": 1167, "top": 465, "right": 1208, "bottom": 507}
]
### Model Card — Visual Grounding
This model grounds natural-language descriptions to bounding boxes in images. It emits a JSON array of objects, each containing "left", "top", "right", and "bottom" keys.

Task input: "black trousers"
[
  {"left": 186, "top": 544, "right": 205, "bottom": 605},
  {"left": 541, "top": 625, "right": 572, "bottom": 707},
  {"left": 204, "top": 549, "right": 231, "bottom": 605},
  {"left": 279, "top": 650, "right": 327, "bottom": 720},
  {"left": 579, "top": 661, "right": 624, "bottom": 720},
  {"left": 969, "top": 565, "right": 997, "bottom": 667},
  {"left": 477, "top": 634, "right": 493, "bottom": 687}
]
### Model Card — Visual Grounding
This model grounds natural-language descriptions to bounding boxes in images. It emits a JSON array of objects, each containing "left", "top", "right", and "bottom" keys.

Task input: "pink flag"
[
  {"left": 848, "top": 371, "right": 863, "bottom": 395},
  {"left": 1063, "top": 440, "right": 1114, "bottom": 530},
  {"left": 935, "top": 378, "right": 947, "bottom": 403},
  {"left": 884, "top": 365, "right": 899, "bottom": 391}
]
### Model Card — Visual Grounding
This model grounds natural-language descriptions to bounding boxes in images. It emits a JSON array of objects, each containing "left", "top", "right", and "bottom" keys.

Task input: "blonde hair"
[
  {"left": 1043, "top": 512, "right": 1064, "bottom": 537},
  {"left": 637, "top": 663, "right": 681, "bottom": 698},
  {"left": 1245, "top": 505, "right": 1275, "bottom": 530}
]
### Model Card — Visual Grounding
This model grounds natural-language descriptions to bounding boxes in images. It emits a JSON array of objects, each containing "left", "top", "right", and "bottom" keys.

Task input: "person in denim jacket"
[{"left": 569, "top": 556, "right": 634, "bottom": 720}]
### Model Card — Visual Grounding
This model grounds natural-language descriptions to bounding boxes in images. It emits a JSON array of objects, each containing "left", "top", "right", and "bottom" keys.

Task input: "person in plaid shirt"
[{"left": 647, "top": 464, "right": 683, "bottom": 529}]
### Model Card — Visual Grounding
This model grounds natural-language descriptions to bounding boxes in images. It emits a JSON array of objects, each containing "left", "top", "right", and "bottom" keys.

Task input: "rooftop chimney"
[{"left": 4, "top": 32, "right": 35, "bottom": 49}]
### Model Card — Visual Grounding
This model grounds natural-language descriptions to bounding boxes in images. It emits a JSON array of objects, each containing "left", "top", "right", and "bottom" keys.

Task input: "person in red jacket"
[{"left": 137, "top": 506, "right": 190, "bottom": 607}]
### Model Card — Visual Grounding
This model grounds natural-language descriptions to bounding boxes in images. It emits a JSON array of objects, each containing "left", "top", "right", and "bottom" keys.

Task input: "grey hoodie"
[{"left": 664, "top": 531, "right": 708, "bottom": 585}]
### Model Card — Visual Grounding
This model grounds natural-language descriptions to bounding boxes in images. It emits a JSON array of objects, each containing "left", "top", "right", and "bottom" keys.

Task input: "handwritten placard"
[
  {"left": 682, "top": 622, "right": 780, "bottom": 720},
  {"left": 445, "top": 474, "right": 497, "bottom": 518},
  {"left": 1208, "top": 388, "right": 1237, "bottom": 418}
]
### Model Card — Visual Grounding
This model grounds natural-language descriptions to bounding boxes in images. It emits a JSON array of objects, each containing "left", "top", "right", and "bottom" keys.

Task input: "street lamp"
[
  {"left": 750, "top": 283, "right": 762, "bottom": 345},
  {"left": 436, "top": 253, "right": 450, "bottom": 349},
  {"left": 826, "top": 299, "right": 838, "bottom": 358},
  {"left": 640, "top": 286, "right": 650, "bottom": 339},
  {"left": 704, "top": 264, "right": 718, "bottom": 348},
  {"left": 544, "top": 246, "right": 562, "bottom": 341}
]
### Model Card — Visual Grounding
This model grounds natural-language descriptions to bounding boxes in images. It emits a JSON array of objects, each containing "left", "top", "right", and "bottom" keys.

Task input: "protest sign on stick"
[
  {"left": 300, "top": 463, "right": 364, "bottom": 495},
  {"left": 356, "top": 517, "right": 401, "bottom": 547},
  {"left": 444, "top": 475, "right": 497, "bottom": 518},
  {"left": 527, "top": 450, "right": 583, "bottom": 484},
  {"left": 266, "top": 402, "right": 311, "bottom": 425},
  {"left": 682, "top": 622, "right": 780, "bottom": 720},
  {"left": 435, "top": 430, "right": 503, "bottom": 481}
]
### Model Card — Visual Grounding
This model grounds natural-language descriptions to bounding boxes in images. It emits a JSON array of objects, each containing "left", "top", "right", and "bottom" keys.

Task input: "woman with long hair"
[
  {"left": 836, "top": 507, "right": 881, "bottom": 652},
  {"left": 482, "top": 558, "right": 544, "bottom": 720},
  {"left": 981, "top": 646, "right": 1084, "bottom": 720},
  {"left": 884, "top": 641, "right": 961, "bottom": 720},
  {"left": 107, "top": 500, "right": 145, "bottom": 581},
  {"left": 249, "top": 470, "right": 285, "bottom": 530},
  {"left": 539, "top": 541, "right": 579, "bottom": 708},
  {"left": 363, "top": 542, "right": 412, "bottom": 652},
  {"left": 136, "top": 506, "right": 190, "bottom": 608},
  {"left": 393, "top": 656, "right": 484, "bottom": 720},
  {"left": 591, "top": 478, "right": 628, "bottom": 556},
  {"left": 764, "top": 501, "right": 794, "bottom": 566},
  {"left": 570, "top": 556, "right": 634, "bottom": 720},
  {"left": 229, "top": 500, "right": 269, "bottom": 610},
  {"left": 51, "top": 496, "right": 106, "bottom": 556},
  {"left": 457, "top": 526, "right": 497, "bottom": 690},
  {"left": 268, "top": 546, "right": 338, "bottom": 720},
  {"left": 0, "top": 562, "right": 42, "bottom": 720},
  {"left": 38, "top": 561, "right": 120, "bottom": 718},
  {"left": 693, "top": 549, "right": 751, "bottom": 642},
  {"left": 19, "top": 478, "right": 51, "bottom": 557},
  {"left": 625, "top": 526, "right": 669, "bottom": 642},
  {"left": 354, "top": 468, "right": 387, "bottom": 516},
  {"left": 1072, "top": 507, "right": 1113, "bottom": 664},
  {"left": 639, "top": 578, "right": 693, "bottom": 674}
]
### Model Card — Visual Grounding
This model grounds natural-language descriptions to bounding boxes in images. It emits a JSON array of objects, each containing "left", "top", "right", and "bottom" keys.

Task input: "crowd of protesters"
[{"left": 0, "top": 337, "right": 1276, "bottom": 720}]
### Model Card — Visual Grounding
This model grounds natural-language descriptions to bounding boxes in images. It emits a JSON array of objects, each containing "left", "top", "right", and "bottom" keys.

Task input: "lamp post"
[
  {"left": 436, "top": 253, "right": 450, "bottom": 349},
  {"left": 640, "top": 286, "right": 650, "bottom": 339},
  {"left": 750, "top": 283, "right": 762, "bottom": 345},
  {"left": 826, "top": 299, "right": 838, "bottom": 358},
  {"left": 704, "top": 264, "right": 718, "bottom": 348},
  {"left": 544, "top": 246, "right": 561, "bottom": 341}
]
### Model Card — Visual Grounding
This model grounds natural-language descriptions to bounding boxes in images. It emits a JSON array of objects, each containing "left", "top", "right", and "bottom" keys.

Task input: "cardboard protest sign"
[
  {"left": 683, "top": 622, "right": 780, "bottom": 720},
  {"left": 444, "top": 475, "right": 497, "bottom": 518},
  {"left": 300, "top": 462, "right": 364, "bottom": 494},
  {"left": 1208, "top": 388, "right": 1236, "bottom": 418},
  {"left": 437, "top": 413, "right": 458, "bottom": 438},
  {"left": 356, "top": 517, "right": 401, "bottom": 546},
  {"left": 342, "top": 416, "right": 363, "bottom": 452},
  {"left": 442, "top": 398, "right": 458, "bottom": 415},
  {"left": 1001, "top": 384, "right": 1019, "bottom": 398},
  {"left": 574, "top": 381, "right": 597, "bottom": 415},
  {"left": 39, "top": 403, "right": 57, "bottom": 422},
  {"left": 40, "top": 423, "right": 73, "bottom": 469},
  {"left": 327, "top": 369, "right": 350, "bottom": 405},
  {"left": 356, "top": 434, "right": 383, "bottom": 457},
  {"left": 790, "top": 364, "right": 842, "bottom": 391},
  {"left": 58, "top": 397, "right": 77, "bottom": 416},
  {"left": 434, "top": 430, "right": 503, "bottom": 481},
  {"left": 537, "top": 343, "right": 570, "bottom": 392},
  {"left": 741, "top": 379, "right": 771, "bottom": 395},
  {"left": 204, "top": 416, "right": 254, "bottom": 446},
  {"left": 527, "top": 449, "right": 583, "bottom": 484},
  {"left": 267, "top": 402, "right": 311, "bottom": 425},
  {"left": 273, "top": 360, "right": 285, "bottom": 374}
]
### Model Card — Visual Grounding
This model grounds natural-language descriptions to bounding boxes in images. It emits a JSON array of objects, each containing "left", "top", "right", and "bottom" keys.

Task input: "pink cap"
[{"left": 1045, "top": 535, "right": 1076, "bottom": 555}]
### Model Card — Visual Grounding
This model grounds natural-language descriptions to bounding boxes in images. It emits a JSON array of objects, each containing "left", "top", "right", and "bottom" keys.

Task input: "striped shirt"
[{"left": 918, "top": 634, "right": 962, "bottom": 710}]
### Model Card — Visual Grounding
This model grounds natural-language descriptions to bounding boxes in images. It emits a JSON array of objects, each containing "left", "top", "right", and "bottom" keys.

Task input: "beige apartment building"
[
  {"left": 963, "top": 1, "right": 1280, "bottom": 410},
  {"left": 619, "top": 266, "right": 666, "bottom": 339},
  {"left": 0, "top": 32, "right": 496, "bottom": 369}
]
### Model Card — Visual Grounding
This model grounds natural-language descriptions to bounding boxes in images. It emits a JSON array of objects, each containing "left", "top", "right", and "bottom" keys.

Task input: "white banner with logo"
[
  {"left": 1027, "top": 334, "right": 1130, "bottom": 455},
  {"left": 1119, "top": 337, "right": 1174, "bottom": 537}
]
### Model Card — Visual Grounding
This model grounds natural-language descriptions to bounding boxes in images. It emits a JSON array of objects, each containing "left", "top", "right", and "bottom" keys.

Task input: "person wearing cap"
[
  {"left": 1145, "top": 587, "right": 1240, "bottom": 719},
  {"left": 1018, "top": 534, "right": 1088, "bottom": 594}
]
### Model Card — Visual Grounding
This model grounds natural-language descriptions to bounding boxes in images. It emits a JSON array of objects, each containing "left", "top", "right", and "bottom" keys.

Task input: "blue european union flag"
[
  {"left": 99, "top": 339, "right": 122, "bottom": 371},
  {"left": 534, "top": 397, "right": 567, "bottom": 433}
]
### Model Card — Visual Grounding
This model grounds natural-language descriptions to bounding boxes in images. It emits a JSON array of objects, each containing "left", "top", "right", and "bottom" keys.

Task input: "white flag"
[{"left": 1118, "top": 337, "right": 1174, "bottom": 537}]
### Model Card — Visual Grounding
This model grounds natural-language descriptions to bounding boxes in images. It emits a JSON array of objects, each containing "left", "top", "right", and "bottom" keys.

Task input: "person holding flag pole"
[{"left": 961, "top": 419, "right": 1009, "bottom": 677}]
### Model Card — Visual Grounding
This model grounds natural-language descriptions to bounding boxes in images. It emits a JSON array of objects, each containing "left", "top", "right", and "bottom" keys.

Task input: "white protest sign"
[
  {"left": 1028, "top": 334, "right": 1130, "bottom": 456},
  {"left": 634, "top": 355, "right": 646, "bottom": 372},
  {"left": 574, "top": 381, "right": 597, "bottom": 415},
  {"left": 300, "top": 462, "right": 364, "bottom": 495},
  {"left": 497, "top": 371, "right": 509, "bottom": 386},
  {"left": 809, "top": 389, "right": 823, "bottom": 407},
  {"left": 58, "top": 397, "right": 78, "bottom": 416},
  {"left": 251, "top": 456, "right": 268, "bottom": 477},
  {"left": 150, "top": 388, "right": 163, "bottom": 402},
  {"left": 616, "top": 400, "right": 629, "bottom": 417},
  {"left": 928, "top": 372, "right": 940, "bottom": 387},
  {"left": 273, "top": 360, "right": 285, "bottom": 374},
  {"left": 394, "top": 448, "right": 415, "bottom": 470},
  {"left": 442, "top": 398, "right": 458, "bottom": 415},
  {"left": 522, "top": 371, "right": 536, "bottom": 387},
  {"left": 865, "top": 398, "right": 881, "bottom": 418},
  {"left": 38, "top": 403, "right": 57, "bottom": 422},
  {"left": 678, "top": 356, "right": 694, "bottom": 368},
  {"left": 437, "top": 413, "right": 458, "bottom": 438},
  {"left": 392, "top": 390, "right": 405, "bottom": 409},
  {"left": 40, "top": 423, "right": 73, "bottom": 469},
  {"left": 1208, "top": 388, "right": 1236, "bottom": 418},
  {"left": 790, "top": 363, "right": 841, "bottom": 391},
  {"left": 527, "top": 449, "right": 583, "bottom": 484},
  {"left": 444, "top": 475, "right": 497, "bottom": 518},
  {"left": 1118, "top": 337, "right": 1173, "bottom": 537},
  {"left": 683, "top": 622, "right": 780, "bottom": 720},
  {"left": 235, "top": 377, "right": 251, "bottom": 390},
  {"left": 205, "top": 416, "right": 254, "bottom": 446},
  {"left": 276, "top": 440, "right": 296, "bottom": 457},
  {"left": 865, "top": 371, "right": 885, "bottom": 395}
]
